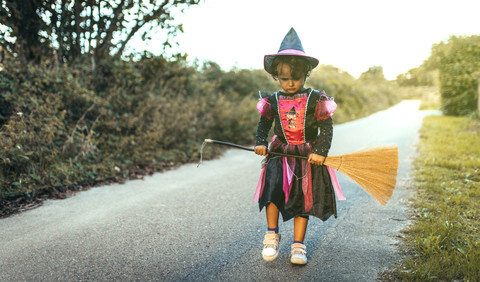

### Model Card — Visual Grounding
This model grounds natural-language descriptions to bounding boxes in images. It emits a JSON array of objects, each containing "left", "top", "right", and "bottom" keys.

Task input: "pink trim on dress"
[
  {"left": 282, "top": 157, "right": 295, "bottom": 203},
  {"left": 327, "top": 166, "right": 346, "bottom": 201},
  {"left": 253, "top": 165, "right": 267, "bottom": 202},
  {"left": 256, "top": 97, "right": 273, "bottom": 120},
  {"left": 303, "top": 163, "right": 313, "bottom": 212},
  {"left": 314, "top": 99, "right": 337, "bottom": 120}
]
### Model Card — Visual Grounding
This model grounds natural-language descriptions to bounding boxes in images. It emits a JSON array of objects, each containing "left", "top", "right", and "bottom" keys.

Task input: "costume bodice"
[
  {"left": 255, "top": 88, "right": 336, "bottom": 157},
  {"left": 277, "top": 93, "right": 309, "bottom": 145}
]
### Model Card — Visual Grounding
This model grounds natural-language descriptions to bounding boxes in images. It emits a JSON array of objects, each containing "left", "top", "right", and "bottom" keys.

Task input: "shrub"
[
  {"left": 395, "top": 35, "right": 480, "bottom": 115},
  {"left": 308, "top": 65, "right": 400, "bottom": 123},
  {"left": 438, "top": 37, "right": 480, "bottom": 116}
]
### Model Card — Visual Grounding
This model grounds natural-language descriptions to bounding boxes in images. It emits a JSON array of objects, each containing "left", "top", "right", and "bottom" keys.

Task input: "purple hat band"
[
  {"left": 263, "top": 52, "right": 319, "bottom": 74},
  {"left": 278, "top": 49, "right": 306, "bottom": 55}
]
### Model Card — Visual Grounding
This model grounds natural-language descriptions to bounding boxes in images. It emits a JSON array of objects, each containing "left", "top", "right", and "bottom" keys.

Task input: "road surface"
[{"left": 0, "top": 100, "right": 439, "bottom": 281}]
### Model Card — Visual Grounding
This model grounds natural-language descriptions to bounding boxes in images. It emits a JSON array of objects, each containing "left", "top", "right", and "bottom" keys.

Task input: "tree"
[
  {"left": 0, "top": 0, "right": 200, "bottom": 65},
  {"left": 396, "top": 65, "right": 437, "bottom": 87},
  {"left": 0, "top": 0, "right": 48, "bottom": 63},
  {"left": 436, "top": 35, "right": 480, "bottom": 116},
  {"left": 359, "top": 66, "right": 386, "bottom": 81}
]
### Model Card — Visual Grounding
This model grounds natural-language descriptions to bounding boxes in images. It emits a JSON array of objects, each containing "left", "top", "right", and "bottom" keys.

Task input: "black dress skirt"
[{"left": 258, "top": 154, "right": 337, "bottom": 222}]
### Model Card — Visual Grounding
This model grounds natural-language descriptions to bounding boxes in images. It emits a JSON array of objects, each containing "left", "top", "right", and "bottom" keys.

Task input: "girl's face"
[{"left": 277, "top": 63, "right": 305, "bottom": 94}]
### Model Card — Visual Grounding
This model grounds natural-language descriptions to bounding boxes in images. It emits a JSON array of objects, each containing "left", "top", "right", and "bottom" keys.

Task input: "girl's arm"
[
  {"left": 312, "top": 91, "right": 336, "bottom": 158},
  {"left": 313, "top": 117, "right": 333, "bottom": 157},
  {"left": 255, "top": 115, "right": 274, "bottom": 147},
  {"left": 308, "top": 117, "right": 332, "bottom": 165},
  {"left": 255, "top": 95, "right": 275, "bottom": 148}
]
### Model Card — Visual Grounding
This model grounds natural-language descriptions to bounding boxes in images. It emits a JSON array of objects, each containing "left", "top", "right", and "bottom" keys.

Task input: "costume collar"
[{"left": 278, "top": 88, "right": 311, "bottom": 96}]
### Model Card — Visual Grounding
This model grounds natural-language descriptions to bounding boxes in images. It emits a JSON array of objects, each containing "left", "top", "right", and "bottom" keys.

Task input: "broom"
[
  {"left": 323, "top": 145, "right": 398, "bottom": 206},
  {"left": 200, "top": 139, "right": 399, "bottom": 206}
]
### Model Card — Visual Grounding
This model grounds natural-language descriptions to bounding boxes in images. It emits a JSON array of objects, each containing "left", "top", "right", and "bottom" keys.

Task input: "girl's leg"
[
  {"left": 291, "top": 216, "right": 308, "bottom": 265},
  {"left": 266, "top": 202, "right": 279, "bottom": 229},
  {"left": 293, "top": 216, "right": 308, "bottom": 242},
  {"left": 262, "top": 203, "right": 281, "bottom": 262}
]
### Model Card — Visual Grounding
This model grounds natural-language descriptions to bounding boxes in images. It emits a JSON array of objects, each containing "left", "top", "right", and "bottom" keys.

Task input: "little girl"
[{"left": 254, "top": 28, "right": 338, "bottom": 265}]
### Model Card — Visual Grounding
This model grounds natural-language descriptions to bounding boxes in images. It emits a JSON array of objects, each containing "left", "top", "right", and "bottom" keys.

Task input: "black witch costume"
[{"left": 254, "top": 88, "right": 343, "bottom": 221}]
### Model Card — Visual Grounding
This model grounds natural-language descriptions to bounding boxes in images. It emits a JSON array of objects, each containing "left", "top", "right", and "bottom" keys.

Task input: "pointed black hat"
[{"left": 264, "top": 28, "right": 319, "bottom": 74}]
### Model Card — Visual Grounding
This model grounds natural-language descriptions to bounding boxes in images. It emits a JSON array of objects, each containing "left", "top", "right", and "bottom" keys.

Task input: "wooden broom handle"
[{"left": 204, "top": 139, "right": 308, "bottom": 160}]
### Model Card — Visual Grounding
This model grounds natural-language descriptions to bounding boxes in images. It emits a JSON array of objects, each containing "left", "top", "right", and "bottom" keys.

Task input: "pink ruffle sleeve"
[
  {"left": 314, "top": 95, "right": 337, "bottom": 120},
  {"left": 256, "top": 97, "right": 274, "bottom": 120}
]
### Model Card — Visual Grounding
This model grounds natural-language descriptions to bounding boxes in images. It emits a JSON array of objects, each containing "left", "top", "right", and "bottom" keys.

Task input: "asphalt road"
[{"left": 0, "top": 100, "right": 439, "bottom": 281}]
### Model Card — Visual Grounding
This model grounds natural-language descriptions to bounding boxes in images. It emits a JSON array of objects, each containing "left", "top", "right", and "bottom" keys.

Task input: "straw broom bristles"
[{"left": 324, "top": 146, "right": 399, "bottom": 206}]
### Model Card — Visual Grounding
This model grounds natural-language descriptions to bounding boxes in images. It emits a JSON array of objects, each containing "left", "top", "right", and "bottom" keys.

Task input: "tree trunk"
[{"left": 8, "top": 0, "right": 44, "bottom": 63}]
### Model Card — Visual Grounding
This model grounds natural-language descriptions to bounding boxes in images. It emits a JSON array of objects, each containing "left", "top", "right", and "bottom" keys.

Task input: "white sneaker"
[
  {"left": 290, "top": 242, "right": 307, "bottom": 265},
  {"left": 262, "top": 231, "right": 281, "bottom": 262}
]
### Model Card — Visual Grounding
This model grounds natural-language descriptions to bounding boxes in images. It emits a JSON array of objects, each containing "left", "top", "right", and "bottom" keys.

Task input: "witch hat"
[{"left": 264, "top": 28, "right": 319, "bottom": 74}]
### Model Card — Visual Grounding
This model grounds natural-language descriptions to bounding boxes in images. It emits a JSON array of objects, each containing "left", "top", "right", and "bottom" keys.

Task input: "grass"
[{"left": 389, "top": 115, "right": 480, "bottom": 281}]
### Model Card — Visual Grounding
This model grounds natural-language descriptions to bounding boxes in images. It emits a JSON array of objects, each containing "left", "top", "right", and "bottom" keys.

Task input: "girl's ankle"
[{"left": 267, "top": 227, "right": 279, "bottom": 234}]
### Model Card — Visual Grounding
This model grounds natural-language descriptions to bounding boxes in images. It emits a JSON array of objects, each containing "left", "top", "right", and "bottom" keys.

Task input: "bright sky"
[{"left": 135, "top": 0, "right": 480, "bottom": 80}]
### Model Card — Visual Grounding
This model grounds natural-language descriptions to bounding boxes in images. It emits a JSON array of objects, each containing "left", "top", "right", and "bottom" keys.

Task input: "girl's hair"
[{"left": 270, "top": 55, "right": 313, "bottom": 80}]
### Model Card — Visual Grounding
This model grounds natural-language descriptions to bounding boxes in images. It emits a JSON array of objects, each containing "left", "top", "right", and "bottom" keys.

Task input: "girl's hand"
[
  {"left": 254, "top": 145, "right": 267, "bottom": 156},
  {"left": 308, "top": 153, "right": 326, "bottom": 166}
]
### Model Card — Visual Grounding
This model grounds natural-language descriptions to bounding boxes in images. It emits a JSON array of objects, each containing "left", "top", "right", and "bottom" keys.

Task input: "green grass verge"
[{"left": 391, "top": 115, "right": 480, "bottom": 280}]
